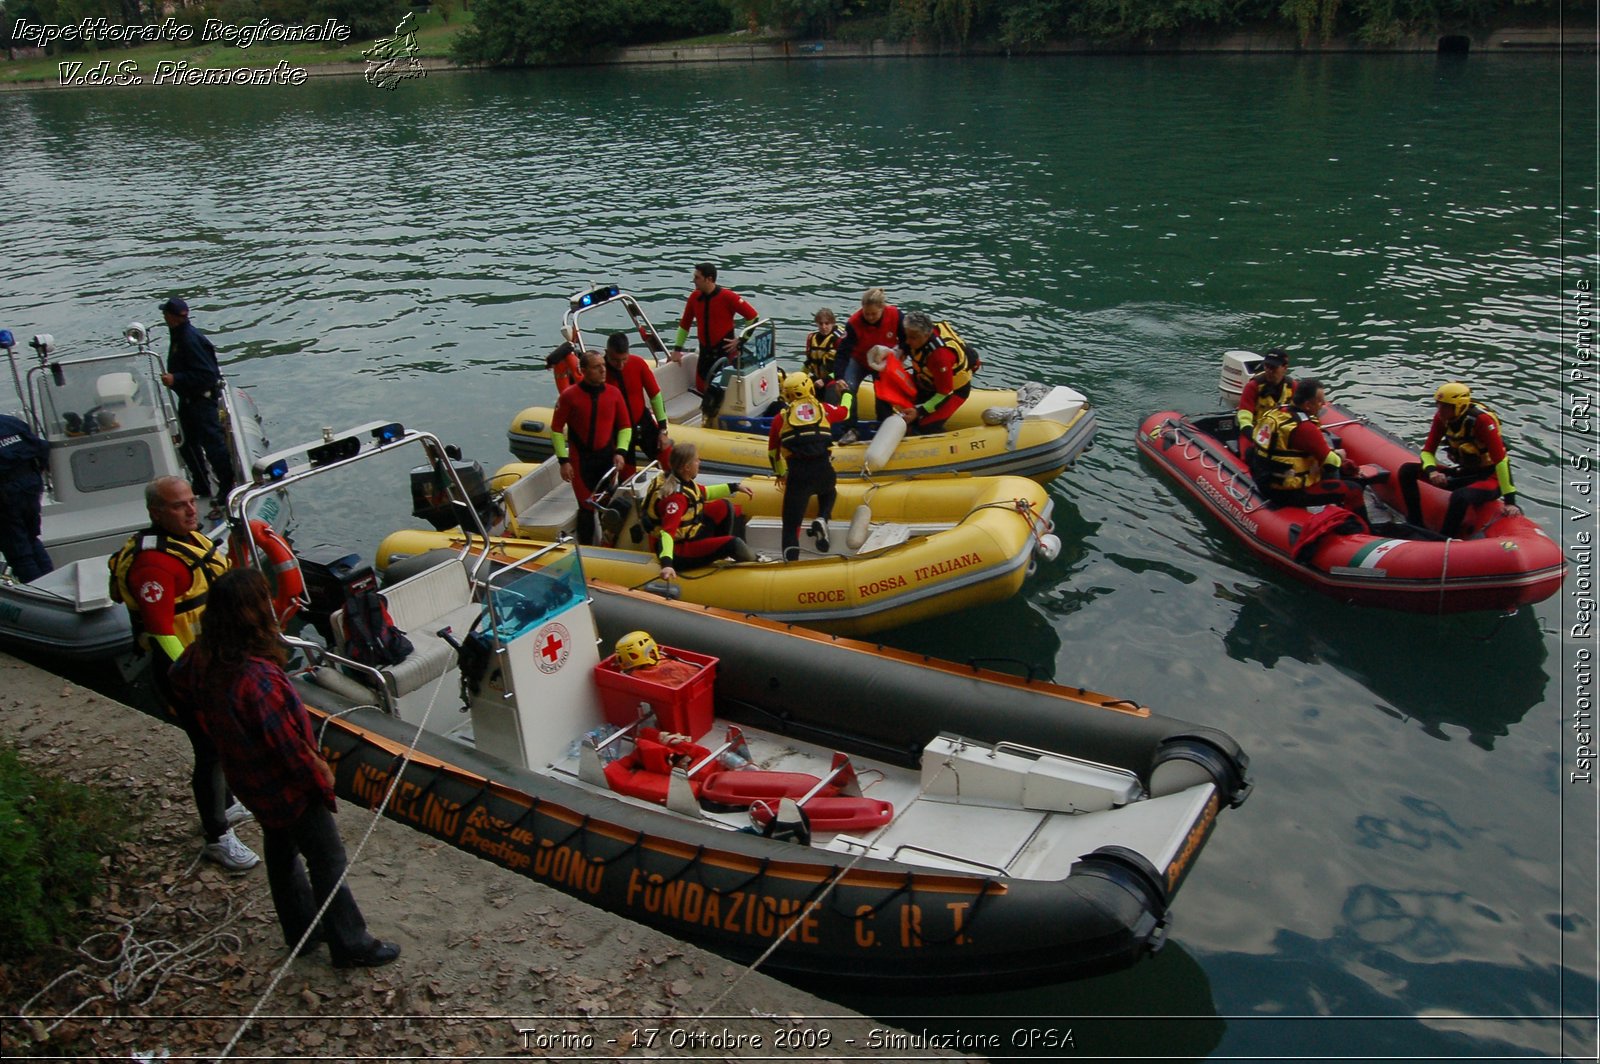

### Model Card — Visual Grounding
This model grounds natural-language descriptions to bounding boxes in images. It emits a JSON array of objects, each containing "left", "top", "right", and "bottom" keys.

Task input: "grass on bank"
[
  {"left": 0, "top": 740, "right": 133, "bottom": 961},
  {"left": 0, "top": 8, "right": 468, "bottom": 85}
]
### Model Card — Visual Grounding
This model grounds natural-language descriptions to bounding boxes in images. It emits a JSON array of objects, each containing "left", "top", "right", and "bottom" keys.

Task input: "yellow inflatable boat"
[
  {"left": 376, "top": 460, "right": 1058, "bottom": 636},
  {"left": 504, "top": 286, "right": 1096, "bottom": 483}
]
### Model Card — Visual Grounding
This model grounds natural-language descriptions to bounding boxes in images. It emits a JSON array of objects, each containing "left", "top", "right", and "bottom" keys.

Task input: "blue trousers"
[{"left": 178, "top": 397, "right": 233, "bottom": 500}]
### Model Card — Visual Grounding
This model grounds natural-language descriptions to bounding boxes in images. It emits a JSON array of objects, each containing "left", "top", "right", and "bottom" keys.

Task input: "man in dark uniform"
[
  {"left": 159, "top": 297, "right": 234, "bottom": 522},
  {"left": 0, "top": 413, "right": 52, "bottom": 581}
]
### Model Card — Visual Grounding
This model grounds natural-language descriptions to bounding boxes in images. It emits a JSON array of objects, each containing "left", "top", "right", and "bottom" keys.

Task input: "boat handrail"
[
  {"left": 889, "top": 843, "right": 1010, "bottom": 878},
  {"left": 281, "top": 633, "right": 399, "bottom": 716},
  {"left": 990, "top": 741, "right": 1142, "bottom": 786},
  {"left": 563, "top": 288, "right": 673, "bottom": 367}
]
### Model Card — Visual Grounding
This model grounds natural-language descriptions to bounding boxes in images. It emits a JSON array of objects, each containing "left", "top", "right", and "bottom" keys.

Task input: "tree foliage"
[{"left": 454, "top": 0, "right": 734, "bottom": 64}]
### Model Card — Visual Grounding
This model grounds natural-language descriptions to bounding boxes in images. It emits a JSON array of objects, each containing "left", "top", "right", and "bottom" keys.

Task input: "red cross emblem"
[{"left": 534, "top": 622, "right": 571, "bottom": 674}]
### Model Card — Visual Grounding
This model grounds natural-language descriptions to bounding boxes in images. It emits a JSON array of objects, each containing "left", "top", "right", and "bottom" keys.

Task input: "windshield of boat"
[
  {"left": 28, "top": 351, "right": 170, "bottom": 442},
  {"left": 481, "top": 549, "right": 585, "bottom": 642}
]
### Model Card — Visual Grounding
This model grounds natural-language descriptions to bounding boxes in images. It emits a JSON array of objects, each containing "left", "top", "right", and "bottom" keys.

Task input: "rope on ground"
[
  {"left": 20, "top": 897, "right": 251, "bottom": 1035},
  {"left": 217, "top": 659, "right": 457, "bottom": 1061},
  {"left": 694, "top": 758, "right": 953, "bottom": 1019}
]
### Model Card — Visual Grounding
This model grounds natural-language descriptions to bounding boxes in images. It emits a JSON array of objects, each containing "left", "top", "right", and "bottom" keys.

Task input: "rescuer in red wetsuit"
[
  {"left": 1249, "top": 378, "right": 1369, "bottom": 524},
  {"left": 896, "top": 311, "right": 975, "bottom": 435},
  {"left": 603, "top": 331, "right": 666, "bottom": 466},
  {"left": 1397, "top": 381, "right": 1522, "bottom": 538},
  {"left": 1236, "top": 348, "right": 1295, "bottom": 460},
  {"left": 668, "top": 263, "right": 759, "bottom": 392},
  {"left": 551, "top": 350, "right": 632, "bottom": 545}
]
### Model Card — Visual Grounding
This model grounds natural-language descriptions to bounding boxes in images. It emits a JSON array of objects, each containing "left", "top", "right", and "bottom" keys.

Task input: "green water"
[{"left": 1, "top": 53, "right": 1595, "bottom": 1058}]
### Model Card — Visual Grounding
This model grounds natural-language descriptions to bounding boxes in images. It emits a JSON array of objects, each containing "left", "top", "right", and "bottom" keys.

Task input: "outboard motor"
[
  {"left": 410, "top": 458, "right": 500, "bottom": 532},
  {"left": 296, "top": 544, "right": 376, "bottom": 644}
]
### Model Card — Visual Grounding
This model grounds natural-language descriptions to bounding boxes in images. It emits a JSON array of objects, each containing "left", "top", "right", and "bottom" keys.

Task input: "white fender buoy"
[
  {"left": 862, "top": 412, "right": 907, "bottom": 473},
  {"left": 1035, "top": 533, "right": 1062, "bottom": 562},
  {"left": 845, "top": 504, "right": 873, "bottom": 551}
]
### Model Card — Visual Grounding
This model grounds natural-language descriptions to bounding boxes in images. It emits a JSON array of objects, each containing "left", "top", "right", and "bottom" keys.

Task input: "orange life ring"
[{"left": 231, "top": 519, "right": 305, "bottom": 623}]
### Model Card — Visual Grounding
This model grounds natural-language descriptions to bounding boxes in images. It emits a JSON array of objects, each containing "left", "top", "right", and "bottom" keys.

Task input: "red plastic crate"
[{"left": 593, "top": 646, "right": 718, "bottom": 741}]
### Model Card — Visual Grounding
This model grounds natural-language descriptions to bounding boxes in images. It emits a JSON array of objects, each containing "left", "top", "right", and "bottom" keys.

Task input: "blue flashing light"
[
  {"left": 262, "top": 458, "right": 290, "bottom": 481},
  {"left": 371, "top": 422, "right": 404, "bottom": 444},
  {"left": 0, "top": 329, "right": 13, "bottom": 348},
  {"left": 580, "top": 293, "right": 594, "bottom": 307}
]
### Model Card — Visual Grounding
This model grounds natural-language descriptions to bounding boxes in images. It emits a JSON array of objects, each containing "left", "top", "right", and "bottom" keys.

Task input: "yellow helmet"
[
  {"left": 614, "top": 630, "right": 660, "bottom": 671},
  {"left": 781, "top": 371, "right": 816, "bottom": 405},
  {"left": 1435, "top": 381, "right": 1473, "bottom": 417}
]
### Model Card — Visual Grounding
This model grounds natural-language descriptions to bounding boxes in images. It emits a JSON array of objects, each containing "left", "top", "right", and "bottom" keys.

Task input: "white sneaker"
[
  {"left": 203, "top": 829, "right": 260, "bottom": 872},
  {"left": 224, "top": 800, "right": 253, "bottom": 827}
]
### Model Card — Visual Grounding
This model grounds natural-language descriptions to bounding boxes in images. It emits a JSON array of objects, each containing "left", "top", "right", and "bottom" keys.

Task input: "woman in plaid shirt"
[{"left": 169, "top": 569, "right": 400, "bottom": 969}]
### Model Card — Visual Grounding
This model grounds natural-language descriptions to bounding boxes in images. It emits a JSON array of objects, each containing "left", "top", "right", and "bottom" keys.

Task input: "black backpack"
[{"left": 344, "top": 589, "right": 414, "bottom": 666}]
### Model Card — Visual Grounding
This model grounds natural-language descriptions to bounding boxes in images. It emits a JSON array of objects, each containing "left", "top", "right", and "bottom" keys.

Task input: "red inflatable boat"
[{"left": 1136, "top": 404, "right": 1566, "bottom": 613}]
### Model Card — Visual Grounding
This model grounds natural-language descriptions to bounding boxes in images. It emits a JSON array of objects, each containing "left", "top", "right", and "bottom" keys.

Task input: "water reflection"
[
  {"left": 1218, "top": 579, "right": 1546, "bottom": 749},
  {"left": 833, "top": 940, "right": 1224, "bottom": 1061}
]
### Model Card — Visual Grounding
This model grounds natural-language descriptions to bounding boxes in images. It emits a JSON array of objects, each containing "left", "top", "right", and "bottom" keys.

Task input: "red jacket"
[
  {"left": 552, "top": 381, "right": 630, "bottom": 455},
  {"left": 679, "top": 287, "right": 757, "bottom": 351},
  {"left": 835, "top": 305, "right": 904, "bottom": 373},
  {"left": 605, "top": 354, "right": 662, "bottom": 425}
]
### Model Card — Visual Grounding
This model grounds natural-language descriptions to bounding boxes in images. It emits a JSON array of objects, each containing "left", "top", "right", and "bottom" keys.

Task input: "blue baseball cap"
[{"left": 159, "top": 297, "right": 188, "bottom": 315}]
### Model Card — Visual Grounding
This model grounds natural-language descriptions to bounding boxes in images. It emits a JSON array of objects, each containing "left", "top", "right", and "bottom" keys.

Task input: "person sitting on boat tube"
[
  {"left": 802, "top": 307, "right": 853, "bottom": 413},
  {"left": 649, "top": 443, "right": 756, "bottom": 580},
  {"left": 1236, "top": 348, "right": 1296, "bottom": 461},
  {"left": 768, "top": 372, "right": 848, "bottom": 562},
  {"left": 895, "top": 312, "right": 975, "bottom": 436},
  {"left": 603, "top": 331, "right": 667, "bottom": 467},
  {"left": 1249, "top": 379, "right": 1370, "bottom": 525},
  {"left": 551, "top": 350, "right": 632, "bottom": 546},
  {"left": 1396, "top": 382, "right": 1522, "bottom": 538},
  {"left": 668, "top": 263, "right": 760, "bottom": 394}
]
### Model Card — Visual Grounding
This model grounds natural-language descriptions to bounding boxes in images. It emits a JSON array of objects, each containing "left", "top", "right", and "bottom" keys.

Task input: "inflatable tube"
[
  {"left": 1136, "top": 406, "right": 1566, "bottom": 612},
  {"left": 380, "top": 473, "right": 1053, "bottom": 637},
  {"left": 862, "top": 411, "right": 907, "bottom": 472},
  {"left": 845, "top": 503, "right": 873, "bottom": 551}
]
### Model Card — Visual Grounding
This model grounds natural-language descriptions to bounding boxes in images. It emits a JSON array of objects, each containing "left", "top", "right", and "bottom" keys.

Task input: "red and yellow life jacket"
[
  {"left": 1442, "top": 403, "right": 1502, "bottom": 471},
  {"left": 910, "top": 321, "right": 974, "bottom": 394},
  {"left": 1252, "top": 407, "right": 1323, "bottom": 490},
  {"left": 778, "top": 399, "right": 833, "bottom": 461},
  {"left": 108, "top": 529, "right": 226, "bottom": 649}
]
